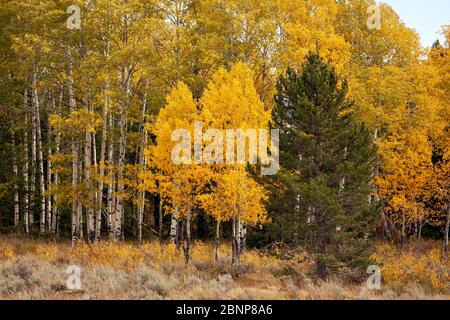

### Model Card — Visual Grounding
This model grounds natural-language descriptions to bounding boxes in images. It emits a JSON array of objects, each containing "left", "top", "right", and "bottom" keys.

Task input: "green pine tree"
[{"left": 273, "top": 53, "right": 379, "bottom": 278}]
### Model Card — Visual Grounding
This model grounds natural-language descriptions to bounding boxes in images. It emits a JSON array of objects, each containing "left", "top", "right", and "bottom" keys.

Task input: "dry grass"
[{"left": 0, "top": 235, "right": 448, "bottom": 300}]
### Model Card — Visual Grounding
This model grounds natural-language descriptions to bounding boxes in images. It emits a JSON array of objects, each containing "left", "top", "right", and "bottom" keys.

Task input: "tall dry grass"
[{"left": 0, "top": 235, "right": 448, "bottom": 300}]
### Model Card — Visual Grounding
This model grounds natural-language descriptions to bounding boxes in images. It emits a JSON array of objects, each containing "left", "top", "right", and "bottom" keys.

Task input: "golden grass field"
[{"left": 0, "top": 235, "right": 448, "bottom": 300}]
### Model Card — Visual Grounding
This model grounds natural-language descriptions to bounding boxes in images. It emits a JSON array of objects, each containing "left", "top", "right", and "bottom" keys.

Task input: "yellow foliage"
[{"left": 371, "top": 243, "right": 449, "bottom": 291}]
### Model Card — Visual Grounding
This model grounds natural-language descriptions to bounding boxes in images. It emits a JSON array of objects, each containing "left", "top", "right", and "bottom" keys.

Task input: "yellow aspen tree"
[
  {"left": 143, "top": 82, "right": 212, "bottom": 263},
  {"left": 199, "top": 170, "right": 268, "bottom": 264},
  {"left": 200, "top": 63, "right": 271, "bottom": 264}
]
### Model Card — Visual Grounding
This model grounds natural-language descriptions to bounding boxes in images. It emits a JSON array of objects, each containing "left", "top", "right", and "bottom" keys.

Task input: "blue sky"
[{"left": 381, "top": 0, "right": 449, "bottom": 47}]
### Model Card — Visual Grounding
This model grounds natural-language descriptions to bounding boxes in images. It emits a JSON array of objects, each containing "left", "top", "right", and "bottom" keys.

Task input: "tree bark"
[
  {"left": 170, "top": 208, "right": 179, "bottom": 244},
  {"left": 232, "top": 214, "right": 241, "bottom": 266},
  {"left": 85, "top": 118, "right": 95, "bottom": 244},
  {"left": 22, "top": 113, "right": 30, "bottom": 234},
  {"left": 95, "top": 89, "right": 108, "bottom": 241},
  {"left": 68, "top": 55, "right": 80, "bottom": 247},
  {"left": 33, "top": 73, "right": 46, "bottom": 235},
  {"left": 137, "top": 90, "right": 148, "bottom": 244},
  {"left": 183, "top": 210, "right": 191, "bottom": 265},
  {"left": 159, "top": 197, "right": 163, "bottom": 244},
  {"left": 115, "top": 67, "right": 129, "bottom": 242},
  {"left": 30, "top": 89, "right": 36, "bottom": 228},
  {"left": 215, "top": 221, "right": 220, "bottom": 262},
  {"left": 107, "top": 112, "right": 115, "bottom": 240},
  {"left": 46, "top": 113, "right": 52, "bottom": 233},
  {"left": 52, "top": 88, "right": 63, "bottom": 235},
  {"left": 12, "top": 134, "right": 19, "bottom": 227}
]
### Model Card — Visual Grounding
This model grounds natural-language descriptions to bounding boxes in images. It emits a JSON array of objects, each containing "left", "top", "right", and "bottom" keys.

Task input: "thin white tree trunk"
[
  {"left": 107, "top": 112, "right": 115, "bottom": 240},
  {"left": 51, "top": 88, "right": 63, "bottom": 235},
  {"left": 12, "top": 134, "right": 19, "bottom": 227},
  {"left": 23, "top": 117, "right": 30, "bottom": 234},
  {"left": 68, "top": 54, "right": 80, "bottom": 247},
  {"left": 33, "top": 73, "right": 46, "bottom": 235},
  {"left": 46, "top": 114, "right": 52, "bottom": 233},
  {"left": 85, "top": 114, "right": 95, "bottom": 244},
  {"left": 137, "top": 90, "right": 148, "bottom": 243},
  {"left": 238, "top": 221, "right": 247, "bottom": 254},
  {"left": 115, "top": 107, "right": 125, "bottom": 242},
  {"left": 232, "top": 214, "right": 239, "bottom": 266},
  {"left": 170, "top": 208, "right": 179, "bottom": 244},
  {"left": 115, "top": 67, "right": 129, "bottom": 242},
  {"left": 30, "top": 89, "right": 36, "bottom": 227},
  {"left": 183, "top": 209, "right": 191, "bottom": 265},
  {"left": 95, "top": 83, "right": 109, "bottom": 241},
  {"left": 215, "top": 221, "right": 220, "bottom": 262}
]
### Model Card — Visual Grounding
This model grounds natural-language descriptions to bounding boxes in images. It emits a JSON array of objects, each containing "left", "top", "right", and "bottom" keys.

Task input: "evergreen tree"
[{"left": 273, "top": 53, "right": 379, "bottom": 278}]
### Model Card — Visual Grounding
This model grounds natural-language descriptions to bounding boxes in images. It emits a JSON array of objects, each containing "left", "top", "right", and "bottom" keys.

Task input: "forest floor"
[{"left": 0, "top": 235, "right": 448, "bottom": 300}]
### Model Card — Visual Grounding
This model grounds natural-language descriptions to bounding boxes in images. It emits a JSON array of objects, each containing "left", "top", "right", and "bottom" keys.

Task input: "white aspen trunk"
[
  {"left": 12, "top": 134, "right": 19, "bottom": 227},
  {"left": 46, "top": 114, "right": 52, "bottom": 233},
  {"left": 22, "top": 114, "right": 30, "bottom": 234},
  {"left": 137, "top": 90, "right": 148, "bottom": 244},
  {"left": 30, "top": 89, "right": 36, "bottom": 227},
  {"left": 68, "top": 54, "right": 80, "bottom": 247},
  {"left": 78, "top": 157, "right": 83, "bottom": 240},
  {"left": 232, "top": 214, "right": 240, "bottom": 266},
  {"left": 95, "top": 84, "right": 109, "bottom": 241},
  {"left": 96, "top": 29, "right": 111, "bottom": 242},
  {"left": 115, "top": 66, "right": 130, "bottom": 242},
  {"left": 52, "top": 88, "right": 63, "bottom": 235},
  {"left": 85, "top": 122, "right": 95, "bottom": 244},
  {"left": 92, "top": 131, "right": 100, "bottom": 241},
  {"left": 183, "top": 210, "right": 191, "bottom": 265},
  {"left": 215, "top": 221, "right": 220, "bottom": 262},
  {"left": 107, "top": 112, "right": 115, "bottom": 240},
  {"left": 115, "top": 107, "right": 125, "bottom": 242},
  {"left": 170, "top": 208, "right": 179, "bottom": 244},
  {"left": 238, "top": 221, "right": 247, "bottom": 254},
  {"left": 71, "top": 137, "right": 80, "bottom": 246},
  {"left": 33, "top": 73, "right": 46, "bottom": 235}
]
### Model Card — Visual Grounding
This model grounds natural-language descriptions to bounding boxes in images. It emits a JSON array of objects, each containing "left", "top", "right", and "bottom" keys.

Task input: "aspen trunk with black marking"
[
  {"left": 12, "top": 134, "right": 19, "bottom": 227},
  {"left": 170, "top": 208, "right": 179, "bottom": 244},
  {"left": 92, "top": 131, "right": 99, "bottom": 239},
  {"left": 215, "top": 221, "right": 220, "bottom": 262},
  {"left": 95, "top": 84, "right": 109, "bottom": 241},
  {"left": 107, "top": 112, "right": 115, "bottom": 240},
  {"left": 85, "top": 119, "right": 95, "bottom": 244},
  {"left": 238, "top": 222, "right": 246, "bottom": 255},
  {"left": 68, "top": 55, "right": 80, "bottom": 247},
  {"left": 23, "top": 103, "right": 30, "bottom": 233},
  {"left": 46, "top": 113, "right": 52, "bottom": 233},
  {"left": 137, "top": 90, "right": 148, "bottom": 243},
  {"left": 232, "top": 214, "right": 241, "bottom": 266},
  {"left": 115, "top": 66, "right": 129, "bottom": 242},
  {"left": 30, "top": 89, "right": 36, "bottom": 228},
  {"left": 33, "top": 73, "right": 46, "bottom": 235},
  {"left": 51, "top": 88, "right": 63, "bottom": 235},
  {"left": 183, "top": 210, "right": 191, "bottom": 265}
]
